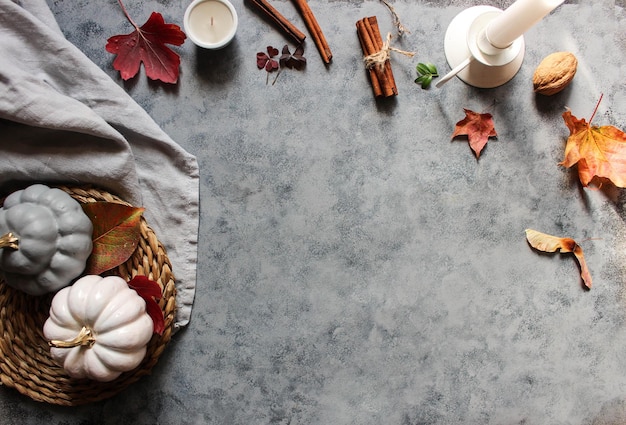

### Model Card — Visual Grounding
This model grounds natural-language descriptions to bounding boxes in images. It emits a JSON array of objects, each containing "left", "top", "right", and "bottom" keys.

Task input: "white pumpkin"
[{"left": 43, "top": 275, "right": 154, "bottom": 382}]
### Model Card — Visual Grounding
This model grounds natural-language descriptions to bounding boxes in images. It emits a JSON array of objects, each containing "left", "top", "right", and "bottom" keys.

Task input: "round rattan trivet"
[{"left": 0, "top": 185, "right": 176, "bottom": 406}]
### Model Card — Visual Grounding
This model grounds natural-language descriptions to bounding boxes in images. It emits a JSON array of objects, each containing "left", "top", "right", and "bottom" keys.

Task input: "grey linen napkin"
[{"left": 0, "top": 0, "right": 200, "bottom": 330}]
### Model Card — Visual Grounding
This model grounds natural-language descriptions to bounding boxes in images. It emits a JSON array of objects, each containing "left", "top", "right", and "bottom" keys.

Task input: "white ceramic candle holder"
[
  {"left": 438, "top": 6, "right": 525, "bottom": 89},
  {"left": 184, "top": 0, "right": 238, "bottom": 49}
]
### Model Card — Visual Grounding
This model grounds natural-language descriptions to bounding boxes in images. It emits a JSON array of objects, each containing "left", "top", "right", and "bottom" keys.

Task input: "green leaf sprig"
[{"left": 415, "top": 62, "right": 439, "bottom": 89}]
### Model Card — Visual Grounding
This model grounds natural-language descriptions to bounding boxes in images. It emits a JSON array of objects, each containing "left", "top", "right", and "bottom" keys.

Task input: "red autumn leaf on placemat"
[
  {"left": 559, "top": 95, "right": 626, "bottom": 187},
  {"left": 106, "top": 0, "right": 186, "bottom": 83},
  {"left": 451, "top": 108, "right": 497, "bottom": 158},
  {"left": 81, "top": 202, "right": 144, "bottom": 275},
  {"left": 128, "top": 275, "right": 165, "bottom": 335},
  {"left": 525, "top": 228, "right": 592, "bottom": 289}
]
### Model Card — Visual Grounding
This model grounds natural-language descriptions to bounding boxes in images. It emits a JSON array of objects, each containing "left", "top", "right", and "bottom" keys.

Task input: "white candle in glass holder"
[
  {"left": 485, "top": 0, "right": 564, "bottom": 48},
  {"left": 184, "top": 0, "right": 237, "bottom": 49}
]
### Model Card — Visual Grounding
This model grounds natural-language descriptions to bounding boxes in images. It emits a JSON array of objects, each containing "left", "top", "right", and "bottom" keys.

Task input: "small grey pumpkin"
[{"left": 0, "top": 184, "right": 93, "bottom": 295}]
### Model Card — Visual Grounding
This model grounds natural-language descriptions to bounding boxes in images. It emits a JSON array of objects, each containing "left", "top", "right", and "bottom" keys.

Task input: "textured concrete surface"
[{"left": 2, "top": 0, "right": 626, "bottom": 424}]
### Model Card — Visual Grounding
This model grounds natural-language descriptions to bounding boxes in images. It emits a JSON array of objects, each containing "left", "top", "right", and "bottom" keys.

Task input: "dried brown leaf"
[{"left": 451, "top": 109, "right": 497, "bottom": 158}]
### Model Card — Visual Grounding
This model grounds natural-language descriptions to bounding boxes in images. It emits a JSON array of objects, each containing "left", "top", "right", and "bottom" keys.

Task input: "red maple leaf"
[
  {"left": 106, "top": 1, "right": 186, "bottom": 84},
  {"left": 451, "top": 108, "right": 497, "bottom": 158},
  {"left": 128, "top": 275, "right": 166, "bottom": 335}
]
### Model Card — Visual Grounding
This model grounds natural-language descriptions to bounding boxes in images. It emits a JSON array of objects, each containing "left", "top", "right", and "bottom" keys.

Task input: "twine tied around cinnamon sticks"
[
  {"left": 356, "top": 16, "right": 414, "bottom": 98},
  {"left": 363, "top": 32, "right": 415, "bottom": 73}
]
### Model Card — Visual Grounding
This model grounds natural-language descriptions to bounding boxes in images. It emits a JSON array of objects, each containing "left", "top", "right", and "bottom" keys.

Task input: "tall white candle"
[{"left": 485, "top": 0, "right": 564, "bottom": 49}]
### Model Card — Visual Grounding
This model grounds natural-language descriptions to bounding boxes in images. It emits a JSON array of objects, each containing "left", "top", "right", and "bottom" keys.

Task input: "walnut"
[{"left": 532, "top": 52, "right": 578, "bottom": 96}]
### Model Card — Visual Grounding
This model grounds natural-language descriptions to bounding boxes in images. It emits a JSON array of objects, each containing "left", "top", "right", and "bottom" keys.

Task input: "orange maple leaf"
[
  {"left": 525, "top": 229, "right": 592, "bottom": 289},
  {"left": 451, "top": 109, "right": 497, "bottom": 158},
  {"left": 560, "top": 96, "right": 626, "bottom": 187}
]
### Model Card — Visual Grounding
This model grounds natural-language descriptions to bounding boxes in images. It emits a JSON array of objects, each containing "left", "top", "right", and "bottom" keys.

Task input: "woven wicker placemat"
[{"left": 0, "top": 186, "right": 176, "bottom": 406}]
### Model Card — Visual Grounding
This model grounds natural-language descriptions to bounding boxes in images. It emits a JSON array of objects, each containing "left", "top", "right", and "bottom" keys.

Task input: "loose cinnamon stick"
[
  {"left": 356, "top": 16, "right": 398, "bottom": 97},
  {"left": 248, "top": 0, "right": 306, "bottom": 45},
  {"left": 291, "top": 0, "right": 332, "bottom": 64}
]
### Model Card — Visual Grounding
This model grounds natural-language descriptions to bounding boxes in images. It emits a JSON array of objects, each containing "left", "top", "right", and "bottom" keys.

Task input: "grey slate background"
[{"left": 2, "top": 0, "right": 626, "bottom": 424}]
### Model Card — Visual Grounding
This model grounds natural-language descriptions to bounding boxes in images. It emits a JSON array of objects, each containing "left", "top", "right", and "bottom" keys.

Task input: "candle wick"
[{"left": 211, "top": 16, "right": 214, "bottom": 26}]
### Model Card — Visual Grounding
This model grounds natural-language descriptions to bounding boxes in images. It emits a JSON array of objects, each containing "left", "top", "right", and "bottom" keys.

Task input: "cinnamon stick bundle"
[
  {"left": 291, "top": 0, "right": 332, "bottom": 64},
  {"left": 248, "top": 0, "right": 307, "bottom": 45},
  {"left": 356, "top": 16, "right": 398, "bottom": 97}
]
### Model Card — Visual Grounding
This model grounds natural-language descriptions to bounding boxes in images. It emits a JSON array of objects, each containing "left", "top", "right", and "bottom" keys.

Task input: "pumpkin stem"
[
  {"left": 0, "top": 232, "right": 18, "bottom": 250},
  {"left": 49, "top": 326, "right": 96, "bottom": 349}
]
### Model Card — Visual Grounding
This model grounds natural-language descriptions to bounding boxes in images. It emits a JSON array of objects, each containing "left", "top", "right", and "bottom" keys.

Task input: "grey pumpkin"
[{"left": 0, "top": 184, "right": 93, "bottom": 296}]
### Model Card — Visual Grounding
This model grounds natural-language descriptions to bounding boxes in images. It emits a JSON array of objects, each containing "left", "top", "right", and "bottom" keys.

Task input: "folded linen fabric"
[{"left": 0, "top": 0, "right": 199, "bottom": 330}]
